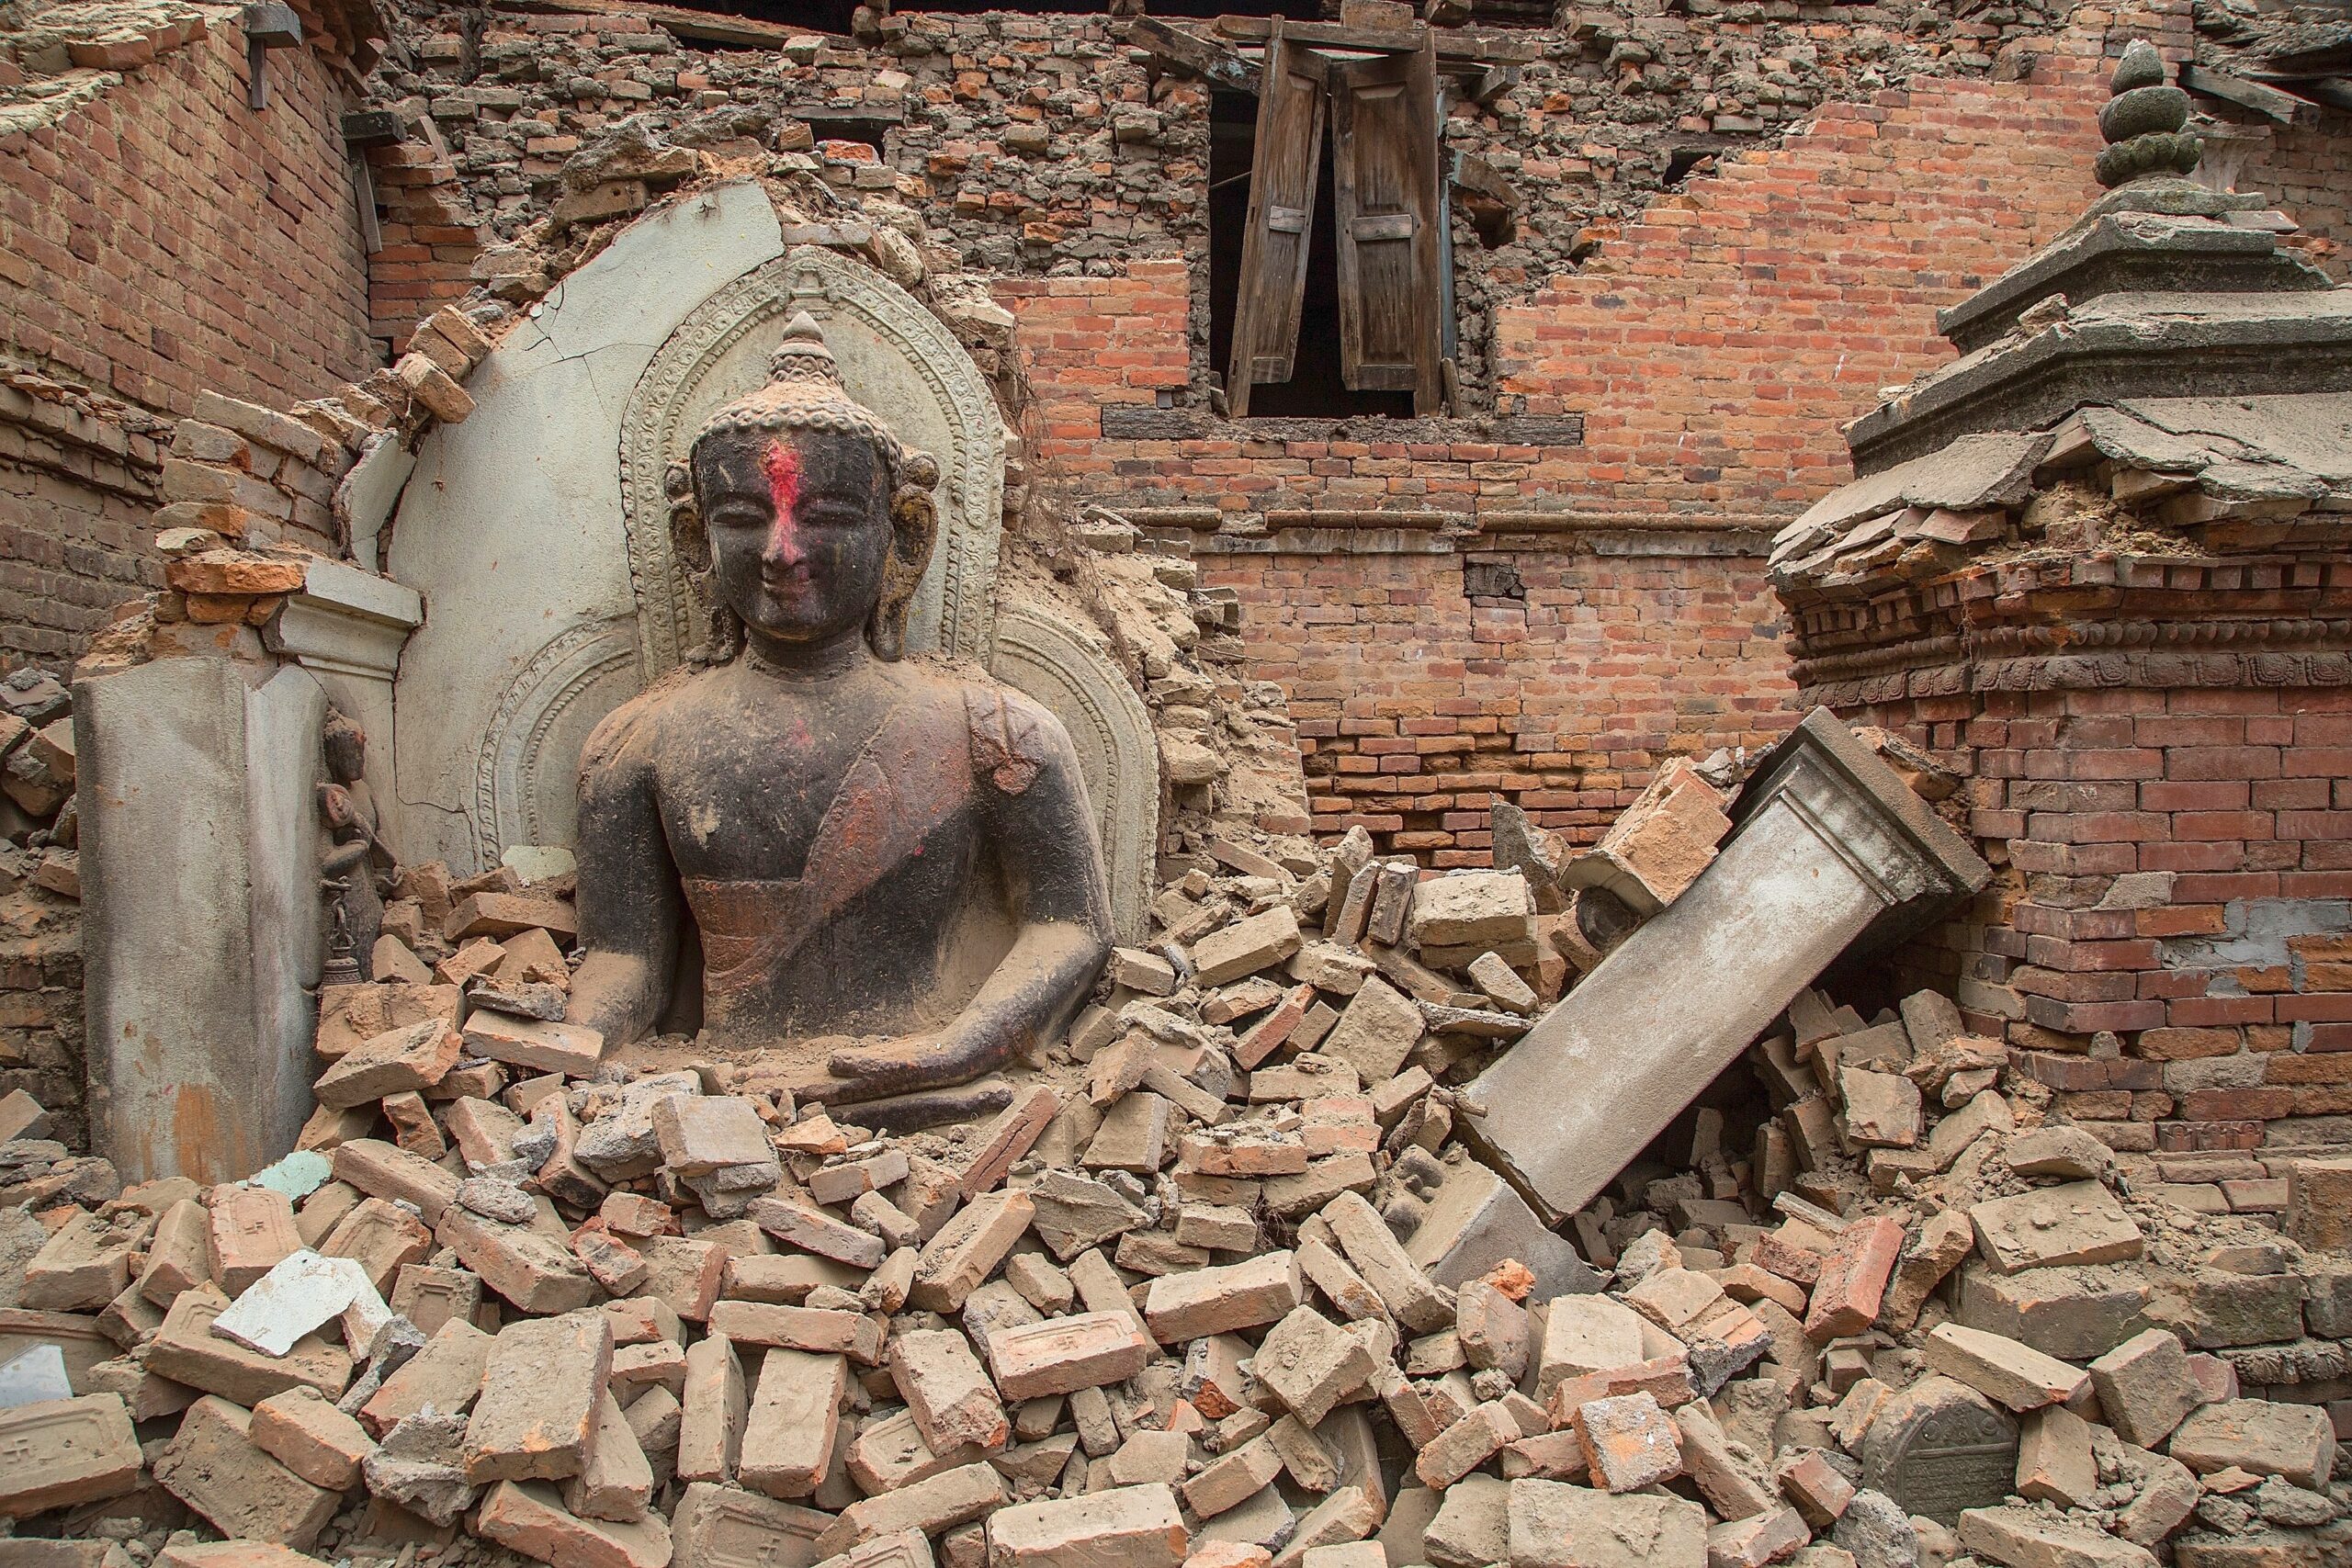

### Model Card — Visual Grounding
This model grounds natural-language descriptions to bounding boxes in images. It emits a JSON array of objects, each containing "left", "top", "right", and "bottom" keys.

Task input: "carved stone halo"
[{"left": 618, "top": 245, "right": 1007, "bottom": 683}]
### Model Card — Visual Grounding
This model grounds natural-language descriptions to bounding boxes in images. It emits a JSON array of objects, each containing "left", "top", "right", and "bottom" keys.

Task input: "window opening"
[
  {"left": 1213, "top": 24, "right": 1445, "bottom": 419},
  {"left": 1210, "top": 91, "right": 1413, "bottom": 419}
]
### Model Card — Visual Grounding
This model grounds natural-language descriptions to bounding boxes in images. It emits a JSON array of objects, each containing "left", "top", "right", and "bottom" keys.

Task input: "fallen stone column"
[{"left": 1463, "top": 707, "right": 1988, "bottom": 1221}]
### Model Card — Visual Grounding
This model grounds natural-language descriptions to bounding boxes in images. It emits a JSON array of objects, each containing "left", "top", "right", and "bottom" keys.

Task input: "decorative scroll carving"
[
  {"left": 476, "top": 619, "right": 641, "bottom": 863},
  {"left": 989, "top": 600, "right": 1160, "bottom": 942}
]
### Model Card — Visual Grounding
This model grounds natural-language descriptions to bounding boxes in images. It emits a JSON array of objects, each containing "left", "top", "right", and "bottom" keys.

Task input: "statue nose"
[{"left": 763, "top": 517, "right": 808, "bottom": 570}]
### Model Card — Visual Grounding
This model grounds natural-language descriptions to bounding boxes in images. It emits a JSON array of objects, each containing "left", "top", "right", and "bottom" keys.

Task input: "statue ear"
[
  {"left": 868, "top": 477, "right": 938, "bottom": 662},
  {"left": 666, "top": 462, "right": 709, "bottom": 574}
]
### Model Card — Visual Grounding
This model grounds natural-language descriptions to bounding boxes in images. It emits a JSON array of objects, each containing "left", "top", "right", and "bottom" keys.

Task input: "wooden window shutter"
[
  {"left": 1329, "top": 37, "right": 1444, "bottom": 414},
  {"left": 1225, "top": 22, "right": 1327, "bottom": 420}
]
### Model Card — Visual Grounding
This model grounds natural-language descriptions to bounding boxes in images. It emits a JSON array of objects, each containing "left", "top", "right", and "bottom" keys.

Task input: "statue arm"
[
  {"left": 823, "top": 698, "right": 1112, "bottom": 1101},
  {"left": 567, "top": 702, "right": 682, "bottom": 1045}
]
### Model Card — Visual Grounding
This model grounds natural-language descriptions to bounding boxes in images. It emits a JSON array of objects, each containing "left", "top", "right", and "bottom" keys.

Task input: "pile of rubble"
[{"left": 0, "top": 740, "right": 2342, "bottom": 1568}]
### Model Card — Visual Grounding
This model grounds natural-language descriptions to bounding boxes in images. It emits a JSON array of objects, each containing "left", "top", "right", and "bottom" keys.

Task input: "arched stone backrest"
[{"left": 383, "top": 182, "right": 1156, "bottom": 938}]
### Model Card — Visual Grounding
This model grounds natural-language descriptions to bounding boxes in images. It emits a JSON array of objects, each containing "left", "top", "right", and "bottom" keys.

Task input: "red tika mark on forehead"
[{"left": 760, "top": 438, "right": 803, "bottom": 519}]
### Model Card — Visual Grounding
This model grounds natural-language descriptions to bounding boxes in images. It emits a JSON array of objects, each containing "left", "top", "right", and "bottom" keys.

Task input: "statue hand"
[{"left": 823, "top": 1029, "right": 1006, "bottom": 1104}]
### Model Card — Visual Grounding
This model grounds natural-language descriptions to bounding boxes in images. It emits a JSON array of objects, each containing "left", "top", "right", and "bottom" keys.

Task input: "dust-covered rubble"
[{"left": 0, "top": 736, "right": 2341, "bottom": 1568}]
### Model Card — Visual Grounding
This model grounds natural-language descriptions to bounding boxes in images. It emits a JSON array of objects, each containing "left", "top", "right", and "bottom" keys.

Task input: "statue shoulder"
[
  {"left": 952, "top": 671, "right": 1073, "bottom": 797},
  {"left": 580, "top": 668, "right": 704, "bottom": 773}
]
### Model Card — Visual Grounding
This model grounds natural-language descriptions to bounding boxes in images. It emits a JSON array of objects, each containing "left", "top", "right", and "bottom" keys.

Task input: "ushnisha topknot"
[{"left": 688, "top": 310, "right": 928, "bottom": 494}]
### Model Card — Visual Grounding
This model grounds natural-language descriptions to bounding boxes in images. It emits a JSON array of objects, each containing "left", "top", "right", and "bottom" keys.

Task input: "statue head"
[{"left": 670, "top": 313, "right": 941, "bottom": 662}]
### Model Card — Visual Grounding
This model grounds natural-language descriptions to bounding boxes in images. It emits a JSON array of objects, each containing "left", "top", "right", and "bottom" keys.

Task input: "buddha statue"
[{"left": 568, "top": 313, "right": 1113, "bottom": 1124}]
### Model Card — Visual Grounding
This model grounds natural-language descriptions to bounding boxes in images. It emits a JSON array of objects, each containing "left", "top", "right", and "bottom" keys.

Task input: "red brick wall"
[
  {"left": 1826, "top": 671, "right": 2352, "bottom": 1167},
  {"left": 2205, "top": 108, "right": 2352, "bottom": 283},
  {"left": 1001, "top": 11, "right": 2202, "bottom": 860},
  {"left": 1199, "top": 540, "right": 1799, "bottom": 859},
  {"left": 1489, "top": 40, "right": 2115, "bottom": 519},
  {"left": 0, "top": 12, "right": 376, "bottom": 418}
]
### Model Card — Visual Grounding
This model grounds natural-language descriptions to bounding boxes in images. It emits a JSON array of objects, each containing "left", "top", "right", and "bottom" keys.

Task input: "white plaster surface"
[{"left": 383, "top": 182, "right": 786, "bottom": 870}]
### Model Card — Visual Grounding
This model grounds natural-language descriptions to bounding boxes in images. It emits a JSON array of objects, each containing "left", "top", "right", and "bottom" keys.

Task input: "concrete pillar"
[
  {"left": 1464, "top": 708, "right": 1989, "bottom": 1221},
  {"left": 77, "top": 657, "right": 328, "bottom": 1183}
]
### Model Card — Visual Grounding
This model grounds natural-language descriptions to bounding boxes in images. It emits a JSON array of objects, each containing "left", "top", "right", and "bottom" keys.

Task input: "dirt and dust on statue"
[{"left": 567, "top": 312, "right": 1113, "bottom": 1130}]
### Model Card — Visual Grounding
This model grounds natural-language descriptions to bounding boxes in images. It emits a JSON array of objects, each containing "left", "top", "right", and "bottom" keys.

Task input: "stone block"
[
  {"left": 1920, "top": 1323, "right": 2088, "bottom": 1412},
  {"left": 462, "top": 1010, "right": 605, "bottom": 1075},
  {"left": 252, "top": 1384, "right": 377, "bottom": 1490},
  {"left": 1319, "top": 977, "right": 1424, "bottom": 1084},
  {"left": 2167, "top": 1400, "right": 2335, "bottom": 1490},
  {"left": 1858, "top": 1375, "right": 2017, "bottom": 1527},
  {"left": 987, "top": 1312, "right": 1153, "bottom": 1400},
  {"left": 1951, "top": 1262, "right": 2150, "bottom": 1360},
  {"left": 910, "top": 1190, "right": 1035, "bottom": 1314},
  {"left": 818, "top": 1461, "right": 1001, "bottom": 1553},
  {"left": 1326, "top": 1190, "right": 1454, "bottom": 1333},
  {"left": 1466, "top": 711, "right": 1986, "bottom": 1219},
  {"left": 1423, "top": 1473, "right": 1510, "bottom": 1568},
  {"left": 1968, "top": 1183, "right": 2142, "bottom": 1273},
  {"left": 1417, "top": 1401, "right": 1518, "bottom": 1489},
  {"left": 1255, "top": 1306, "right": 1377, "bottom": 1427},
  {"left": 361, "top": 1318, "right": 492, "bottom": 1435},
  {"left": 2285, "top": 1155, "right": 2352, "bottom": 1251},
  {"left": 1953, "top": 1506, "right": 2155, "bottom": 1568},
  {"left": 1804, "top": 1217, "right": 1903, "bottom": 1342},
  {"left": 464, "top": 1308, "right": 614, "bottom": 1482},
  {"left": 313, "top": 1019, "right": 461, "bottom": 1108},
  {"left": 154, "top": 1394, "right": 340, "bottom": 1551},
  {"left": 988, "top": 1483, "right": 1189, "bottom": 1568},
  {"left": 671, "top": 1482, "right": 832, "bottom": 1568},
  {"left": 2015, "top": 1404, "right": 2096, "bottom": 1509},
  {"left": 148, "top": 1285, "right": 351, "bottom": 1406},
  {"left": 81, "top": 661, "right": 327, "bottom": 1183},
  {"left": 476, "top": 1480, "right": 674, "bottom": 1568},
  {"left": 1707, "top": 1508, "right": 1810, "bottom": 1568},
  {"left": 1572, "top": 1392, "right": 1682, "bottom": 1493},
  {"left": 567, "top": 1390, "right": 654, "bottom": 1523},
  {"left": 676, "top": 1333, "right": 746, "bottom": 1485},
  {"left": 1404, "top": 1159, "right": 1600, "bottom": 1303},
  {"left": 0, "top": 1393, "right": 142, "bottom": 1515},
  {"left": 741, "top": 1348, "right": 848, "bottom": 1498},
  {"left": 889, "top": 1329, "right": 1006, "bottom": 1454},
  {"left": 1143, "top": 1251, "right": 1302, "bottom": 1342},
  {"left": 2086, "top": 1328, "right": 2199, "bottom": 1448},
  {"left": 1408, "top": 873, "right": 1533, "bottom": 950},
  {"left": 1190, "top": 908, "right": 1303, "bottom": 988},
  {"left": 1506, "top": 1478, "right": 1707, "bottom": 1568}
]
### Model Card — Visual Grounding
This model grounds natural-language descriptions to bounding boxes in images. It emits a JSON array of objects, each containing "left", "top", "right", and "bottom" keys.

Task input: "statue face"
[{"left": 695, "top": 428, "right": 890, "bottom": 649}]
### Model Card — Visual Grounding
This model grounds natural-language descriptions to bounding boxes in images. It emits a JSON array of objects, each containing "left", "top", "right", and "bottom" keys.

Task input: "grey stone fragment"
[
  {"left": 1829, "top": 1490, "right": 1918, "bottom": 1568},
  {"left": 1465, "top": 710, "right": 1986, "bottom": 1221},
  {"left": 457, "top": 1178, "right": 537, "bottom": 1224},
  {"left": 364, "top": 1410, "right": 481, "bottom": 1527},
  {"left": 1858, "top": 1376, "right": 2017, "bottom": 1527}
]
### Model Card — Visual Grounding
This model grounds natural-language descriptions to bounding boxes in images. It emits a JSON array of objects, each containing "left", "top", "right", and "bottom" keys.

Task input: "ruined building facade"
[{"left": 6, "top": 0, "right": 2352, "bottom": 1167}]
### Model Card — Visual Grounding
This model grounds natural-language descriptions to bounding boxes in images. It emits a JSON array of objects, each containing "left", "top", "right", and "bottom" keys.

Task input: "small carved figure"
[
  {"left": 318, "top": 708, "right": 389, "bottom": 985},
  {"left": 569, "top": 314, "right": 1113, "bottom": 1124}
]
